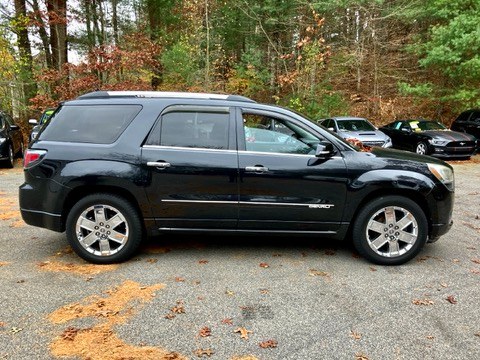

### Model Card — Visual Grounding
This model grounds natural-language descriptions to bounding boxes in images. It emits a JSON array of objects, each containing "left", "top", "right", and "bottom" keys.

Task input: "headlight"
[
  {"left": 427, "top": 163, "right": 454, "bottom": 190},
  {"left": 383, "top": 137, "right": 392, "bottom": 147},
  {"left": 428, "top": 139, "right": 448, "bottom": 146}
]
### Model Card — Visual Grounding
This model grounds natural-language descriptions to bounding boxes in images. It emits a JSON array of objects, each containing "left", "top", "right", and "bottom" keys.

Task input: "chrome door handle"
[
  {"left": 245, "top": 166, "right": 269, "bottom": 173},
  {"left": 147, "top": 161, "right": 171, "bottom": 169}
]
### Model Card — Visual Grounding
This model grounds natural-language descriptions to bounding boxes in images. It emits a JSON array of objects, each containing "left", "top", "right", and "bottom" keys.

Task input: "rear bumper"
[{"left": 20, "top": 208, "right": 63, "bottom": 232}]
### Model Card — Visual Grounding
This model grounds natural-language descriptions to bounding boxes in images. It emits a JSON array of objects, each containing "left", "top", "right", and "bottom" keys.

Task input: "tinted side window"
[
  {"left": 39, "top": 105, "right": 141, "bottom": 144},
  {"left": 159, "top": 111, "right": 229, "bottom": 149},
  {"left": 456, "top": 111, "right": 470, "bottom": 122},
  {"left": 0, "top": 114, "right": 4, "bottom": 129},
  {"left": 470, "top": 111, "right": 480, "bottom": 123},
  {"left": 242, "top": 113, "right": 319, "bottom": 155}
]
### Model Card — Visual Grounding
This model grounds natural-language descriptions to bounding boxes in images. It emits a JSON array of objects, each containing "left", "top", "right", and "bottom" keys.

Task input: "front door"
[
  {"left": 142, "top": 105, "right": 239, "bottom": 230},
  {"left": 237, "top": 108, "right": 348, "bottom": 233}
]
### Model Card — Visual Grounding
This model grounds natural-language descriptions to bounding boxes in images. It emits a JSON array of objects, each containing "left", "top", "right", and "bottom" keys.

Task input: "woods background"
[{"left": 1, "top": 0, "right": 479, "bottom": 126}]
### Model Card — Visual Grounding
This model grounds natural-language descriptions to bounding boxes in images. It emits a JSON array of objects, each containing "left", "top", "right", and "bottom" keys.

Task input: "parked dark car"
[
  {"left": 380, "top": 119, "right": 476, "bottom": 158},
  {"left": 318, "top": 116, "right": 392, "bottom": 148},
  {"left": 28, "top": 107, "right": 56, "bottom": 142},
  {"left": 451, "top": 109, "right": 480, "bottom": 142},
  {"left": 20, "top": 91, "right": 455, "bottom": 265},
  {"left": 0, "top": 110, "right": 24, "bottom": 168}
]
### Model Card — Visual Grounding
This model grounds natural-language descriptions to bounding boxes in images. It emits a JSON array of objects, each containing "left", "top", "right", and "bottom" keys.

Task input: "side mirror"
[
  {"left": 327, "top": 127, "right": 335, "bottom": 132},
  {"left": 9, "top": 124, "right": 19, "bottom": 130},
  {"left": 315, "top": 142, "right": 335, "bottom": 158},
  {"left": 29, "top": 119, "right": 38, "bottom": 125}
]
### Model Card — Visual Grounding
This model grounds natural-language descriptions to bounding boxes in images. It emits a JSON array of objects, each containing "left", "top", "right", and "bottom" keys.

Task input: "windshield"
[
  {"left": 409, "top": 121, "right": 446, "bottom": 131},
  {"left": 337, "top": 119, "right": 376, "bottom": 131}
]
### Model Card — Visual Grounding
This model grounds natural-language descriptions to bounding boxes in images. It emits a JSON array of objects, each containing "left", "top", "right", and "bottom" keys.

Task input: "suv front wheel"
[
  {"left": 352, "top": 196, "right": 428, "bottom": 265},
  {"left": 66, "top": 193, "right": 143, "bottom": 264}
]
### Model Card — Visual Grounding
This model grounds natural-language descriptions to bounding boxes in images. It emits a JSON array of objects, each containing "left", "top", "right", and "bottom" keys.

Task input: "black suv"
[
  {"left": 20, "top": 91, "right": 454, "bottom": 265},
  {"left": 451, "top": 109, "right": 480, "bottom": 144}
]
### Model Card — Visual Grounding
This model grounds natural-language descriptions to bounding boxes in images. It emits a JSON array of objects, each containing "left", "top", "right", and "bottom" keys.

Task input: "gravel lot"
[{"left": 0, "top": 156, "right": 479, "bottom": 360}]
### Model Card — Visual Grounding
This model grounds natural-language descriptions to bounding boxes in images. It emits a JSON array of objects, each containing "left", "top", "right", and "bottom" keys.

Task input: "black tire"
[
  {"left": 16, "top": 142, "right": 24, "bottom": 158},
  {"left": 66, "top": 193, "right": 143, "bottom": 264},
  {"left": 352, "top": 196, "right": 428, "bottom": 265},
  {"left": 415, "top": 141, "right": 428, "bottom": 155},
  {"left": 2, "top": 144, "right": 14, "bottom": 168}
]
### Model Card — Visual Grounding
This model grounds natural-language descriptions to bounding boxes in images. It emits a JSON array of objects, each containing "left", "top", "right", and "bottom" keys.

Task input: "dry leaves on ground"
[
  {"left": 350, "top": 331, "right": 361, "bottom": 340},
  {"left": 355, "top": 353, "right": 369, "bottom": 360},
  {"left": 259, "top": 339, "right": 277, "bottom": 348},
  {"left": 221, "top": 318, "right": 233, "bottom": 325},
  {"left": 259, "top": 263, "right": 269, "bottom": 268},
  {"left": 446, "top": 295, "right": 458, "bottom": 304},
  {"left": 234, "top": 327, "right": 252, "bottom": 340},
  {"left": 194, "top": 348, "right": 214, "bottom": 357},
  {"left": 198, "top": 327, "right": 211, "bottom": 337},
  {"left": 412, "top": 299, "right": 434, "bottom": 306},
  {"left": 309, "top": 269, "right": 329, "bottom": 277},
  {"left": 471, "top": 258, "right": 480, "bottom": 264}
]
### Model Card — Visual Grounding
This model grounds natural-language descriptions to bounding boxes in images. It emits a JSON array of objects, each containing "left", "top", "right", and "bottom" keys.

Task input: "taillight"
[{"left": 23, "top": 149, "right": 47, "bottom": 168}]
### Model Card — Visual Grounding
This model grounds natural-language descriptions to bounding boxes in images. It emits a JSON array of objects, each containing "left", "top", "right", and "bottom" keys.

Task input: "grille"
[{"left": 362, "top": 141, "right": 385, "bottom": 147}]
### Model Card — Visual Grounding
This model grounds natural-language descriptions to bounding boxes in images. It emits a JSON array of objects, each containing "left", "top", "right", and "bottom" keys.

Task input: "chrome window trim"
[{"left": 142, "top": 145, "right": 236, "bottom": 153}]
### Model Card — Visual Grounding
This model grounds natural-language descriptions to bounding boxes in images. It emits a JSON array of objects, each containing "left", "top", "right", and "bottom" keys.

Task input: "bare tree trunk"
[
  {"left": 32, "top": 0, "right": 53, "bottom": 68},
  {"left": 47, "top": 0, "right": 68, "bottom": 70},
  {"left": 14, "top": 0, "right": 37, "bottom": 111},
  {"left": 111, "top": 0, "right": 119, "bottom": 45},
  {"left": 204, "top": 0, "right": 210, "bottom": 90}
]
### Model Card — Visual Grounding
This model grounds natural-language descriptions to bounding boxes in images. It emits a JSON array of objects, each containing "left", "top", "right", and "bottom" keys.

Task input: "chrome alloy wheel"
[
  {"left": 75, "top": 204, "right": 129, "bottom": 257},
  {"left": 366, "top": 206, "right": 418, "bottom": 258},
  {"left": 416, "top": 142, "right": 427, "bottom": 155}
]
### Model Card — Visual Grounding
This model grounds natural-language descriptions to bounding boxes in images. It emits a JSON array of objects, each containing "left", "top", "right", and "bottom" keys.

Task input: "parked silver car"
[{"left": 319, "top": 116, "right": 392, "bottom": 148}]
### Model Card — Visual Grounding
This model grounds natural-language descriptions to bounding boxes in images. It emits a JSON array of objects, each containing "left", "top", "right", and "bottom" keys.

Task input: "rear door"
[{"left": 142, "top": 105, "right": 239, "bottom": 230}]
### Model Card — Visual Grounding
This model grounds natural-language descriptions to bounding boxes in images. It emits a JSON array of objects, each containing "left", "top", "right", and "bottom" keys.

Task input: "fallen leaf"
[
  {"left": 355, "top": 353, "right": 369, "bottom": 360},
  {"left": 426, "top": 335, "right": 434, "bottom": 340},
  {"left": 452, "top": 259, "right": 460, "bottom": 263},
  {"left": 146, "top": 258, "right": 158, "bottom": 263},
  {"left": 259, "top": 339, "right": 278, "bottom": 348},
  {"left": 412, "top": 299, "right": 434, "bottom": 306},
  {"left": 351, "top": 252, "right": 361, "bottom": 258},
  {"left": 198, "top": 260, "right": 209, "bottom": 264},
  {"left": 221, "top": 318, "right": 233, "bottom": 325},
  {"left": 225, "top": 290, "right": 235, "bottom": 296},
  {"left": 171, "top": 305, "right": 185, "bottom": 314},
  {"left": 17, "top": 280, "right": 25, "bottom": 284},
  {"left": 272, "top": 253, "right": 282, "bottom": 257},
  {"left": 309, "top": 269, "right": 329, "bottom": 277},
  {"left": 259, "top": 263, "right": 269, "bottom": 268},
  {"left": 467, "top": 246, "right": 476, "bottom": 250},
  {"left": 194, "top": 348, "right": 214, "bottom": 357},
  {"left": 0, "top": 322, "right": 5, "bottom": 327},
  {"left": 350, "top": 330, "right": 361, "bottom": 340},
  {"left": 470, "top": 269, "right": 480, "bottom": 275},
  {"left": 440, "top": 283, "right": 448, "bottom": 288},
  {"left": 10, "top": 327, "right": 23, "bottom": 334},
  {"left": 369, "top": 266, "right": 377, "bottom": 272},
  {"left": 61, "top": 327, "right": 79, "bottom": 341},
  {"left": 259, "top": 289, "right": 269, "bottom": 294},
  {"left": 234, "top": 327, "right": 252, "bottom": 340},
  {"left": 471, "top": 259, "right": 480, "bottom": 264},
  {"left": 475, "top": 332, "right": 480, "bottom": 337},
  {"left": 324, "top": 249, "right": 336, "bottom": 255},
  {"left": 165, "top": 313, "right": 176, "bottom": 320},
  {"left": 175, "top": 277, "right": 185, "bottom": 282},
  {"left": 446, "top": 295, "right": 457, "bottom": 304},
  {"left": 199, "top": 327, "right": 211, "bottom": 337}
]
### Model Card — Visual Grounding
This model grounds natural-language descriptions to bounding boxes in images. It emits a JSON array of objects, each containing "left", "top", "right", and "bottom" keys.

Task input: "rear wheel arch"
[{"left": 62, "top": 185, "right": 145, "bottom": 232}]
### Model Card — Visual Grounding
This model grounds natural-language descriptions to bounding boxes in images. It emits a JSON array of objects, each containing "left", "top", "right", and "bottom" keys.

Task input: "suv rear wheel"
[
  {"left": 66, "top": 193, "right": 143, "bottom": 264},
  {"left": 352, "top": 196, "right": 428, "bottom": 265}
]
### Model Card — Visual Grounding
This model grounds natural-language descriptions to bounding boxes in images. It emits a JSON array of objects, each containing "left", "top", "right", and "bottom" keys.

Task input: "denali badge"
[
  {"left": 459, "top": 142, "right": 465, "bottom": 146},
  {"left": 309, "top": 204, "right": 335, "bottom": 209}
]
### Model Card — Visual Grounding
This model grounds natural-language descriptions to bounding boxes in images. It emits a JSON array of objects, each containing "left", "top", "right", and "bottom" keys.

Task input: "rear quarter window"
[{"left": 39, "top": 105, "right": 142, "bottom": 144}]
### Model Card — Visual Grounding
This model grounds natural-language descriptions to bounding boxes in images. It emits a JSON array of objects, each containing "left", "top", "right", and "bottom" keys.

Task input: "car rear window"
[{"left": 38, "top": 105, "right": 142, "bottom": 144}]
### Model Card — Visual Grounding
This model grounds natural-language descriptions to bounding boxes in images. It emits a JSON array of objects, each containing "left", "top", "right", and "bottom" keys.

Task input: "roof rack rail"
[{"left": 77, "top": 91, "right": 256, "bottom": 103}]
